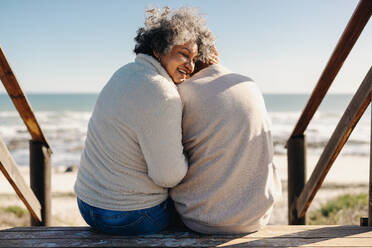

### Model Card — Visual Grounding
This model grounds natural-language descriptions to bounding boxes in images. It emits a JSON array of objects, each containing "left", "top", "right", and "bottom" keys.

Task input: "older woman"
[{"left": 74, "top": 7, "right": 215, "bottom": 235}]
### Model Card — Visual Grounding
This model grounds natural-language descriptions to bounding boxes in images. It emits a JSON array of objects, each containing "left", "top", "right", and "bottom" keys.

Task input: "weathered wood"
[
  {"left": 0, "top": 46, "right": 50, "bottom": 147},
  {"left": 4, "top": 237, "right": 372, "bottom": 247},
  {"left": 0, "top": 226, "right": 372, "bottom": 247},
  {"left": 30, "top": 141, "right": 52, "bottom": 226},
  {"left": 290, "top": 0, "right": 372, "bottom": 137},
  {"left": 0, "top": 137, "right": 41, "bottom": 222},
  {"left": 296, "top": 67, "right": 372, "bottom": 218},
  {"left": 369, "top": 101, "right": 372, "bottom": 227},
  {"left": 2, "top": 225, "right": 372, "bottom": 239},
  {"left": 0, "top": 46, "right": 53, "bottom": 226},
  {"left": 287, "top": 135, "right": 306, "bottom": 225}
]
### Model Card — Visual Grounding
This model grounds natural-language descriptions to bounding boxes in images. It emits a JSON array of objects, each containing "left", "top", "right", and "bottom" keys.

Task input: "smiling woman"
[
  {"left": 154, "top": 41, "right": 198, "bottom": 83},
  {"left": 73, "top": 6, "right": 216, "bottom": 236},
  {"left": 133, "top": 7, "right": 216, "bottom": 83}
]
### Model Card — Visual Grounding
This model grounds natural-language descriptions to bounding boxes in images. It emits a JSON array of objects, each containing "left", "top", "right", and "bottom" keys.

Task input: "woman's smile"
[{"left": 156, "top": 40, "right": 198, "bottom": 84}]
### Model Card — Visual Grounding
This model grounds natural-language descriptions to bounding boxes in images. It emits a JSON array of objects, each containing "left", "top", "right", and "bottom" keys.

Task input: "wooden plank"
[
  {"left": 1, "top": 226, "right": 371, "bottom": 247},
  {"left": 0, "top": 46, "right": 50, "bottom": 148},
  {"left": 0, "top": 136, "right": 42, "bottom": 222},
  {"left": 290, "top": 0, "right": 372, "bottom": 137},
  {"left": 0, "top": 226, "right": 372, "bottom": 247},
  {"left": 296, "top": 67, "right": 372, "bottom": 218},
  {"left": 3, "top": 237, "right": 372, "bottom": 247},
  {"left": 1, "top": 226, "right": 372, "bottom": 239}
]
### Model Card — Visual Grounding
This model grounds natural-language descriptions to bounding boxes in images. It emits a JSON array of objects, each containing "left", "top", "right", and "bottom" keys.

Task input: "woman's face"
[{"left": 156, "top": 41, "right": 198, "bottom": 84}]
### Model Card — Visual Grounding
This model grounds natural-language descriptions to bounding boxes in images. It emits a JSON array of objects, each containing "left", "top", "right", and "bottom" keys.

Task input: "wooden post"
[
  {"left": 30, "top": 141, "right": 52, "bottom": 226},
  {"left": 369, "top": 102, "right": 372, "bottom": 227},
  {"left": 296, "top": 68, "right": 371, "bottom": 219},
  {"left": 287, "top": 135, "right": 306, "bottom": 225}
]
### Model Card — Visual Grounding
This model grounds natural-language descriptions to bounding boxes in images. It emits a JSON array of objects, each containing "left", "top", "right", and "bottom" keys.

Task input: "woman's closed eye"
[
  {"left": 179, "top": 52, "right": 197, "bottom": 64},
  {"left": 179, "top": 52, "right": 190, "bottom": 59}
]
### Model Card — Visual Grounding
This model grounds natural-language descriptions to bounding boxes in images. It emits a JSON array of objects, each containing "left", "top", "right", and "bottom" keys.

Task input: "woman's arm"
[
  {"left": 193, "top": 45, "right": 219, "bottom": 74},
  {"left": 136, "top": 85, "right": 188, "bottom": 188}
]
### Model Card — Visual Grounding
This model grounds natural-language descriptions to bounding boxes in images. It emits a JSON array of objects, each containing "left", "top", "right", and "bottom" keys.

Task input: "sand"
[{"left": 0, "top": 154, "right": 370, "bottom": 227}]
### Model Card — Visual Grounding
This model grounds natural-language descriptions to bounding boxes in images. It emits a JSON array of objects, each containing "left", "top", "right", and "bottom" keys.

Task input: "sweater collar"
[{"left": 135, "top": 54, "right": 174, "bottom": 83}]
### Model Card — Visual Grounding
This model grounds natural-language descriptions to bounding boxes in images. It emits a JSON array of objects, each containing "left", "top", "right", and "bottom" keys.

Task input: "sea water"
[{"left": 0, "top": 93, "right": 370, "bottom": 167}]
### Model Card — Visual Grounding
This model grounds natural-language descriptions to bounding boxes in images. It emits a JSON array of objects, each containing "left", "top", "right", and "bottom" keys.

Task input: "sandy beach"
[{"left": 0, "top": 154, "right": 370, "bottom": 228}]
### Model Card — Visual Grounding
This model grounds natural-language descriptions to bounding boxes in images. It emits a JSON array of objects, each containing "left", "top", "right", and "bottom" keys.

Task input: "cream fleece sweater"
[
  {"left": 74, "top": 54, "right": 188, "bottom": 211},
  {"left": 171, "top": 64, "right": 281, "bottom": 234}
]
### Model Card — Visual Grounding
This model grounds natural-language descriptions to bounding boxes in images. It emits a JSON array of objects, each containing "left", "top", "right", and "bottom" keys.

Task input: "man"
[{"left": 171, "top": 63, "right": 281, "bottom": 234}]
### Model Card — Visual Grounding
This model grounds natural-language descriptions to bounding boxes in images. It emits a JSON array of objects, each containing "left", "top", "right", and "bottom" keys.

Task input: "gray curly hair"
[{"left": 134, "top": 7, "right": 216, "bottom": 63}]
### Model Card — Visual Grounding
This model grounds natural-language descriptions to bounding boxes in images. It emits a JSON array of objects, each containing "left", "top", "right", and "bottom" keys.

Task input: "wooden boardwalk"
[{"left": 1, "top": 225, "right": 372, "bottom": 247}]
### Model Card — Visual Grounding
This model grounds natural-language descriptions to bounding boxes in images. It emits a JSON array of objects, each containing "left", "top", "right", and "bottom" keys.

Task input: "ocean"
[{"left": 0, "top": 93, "right": 370, "bottom": 167}]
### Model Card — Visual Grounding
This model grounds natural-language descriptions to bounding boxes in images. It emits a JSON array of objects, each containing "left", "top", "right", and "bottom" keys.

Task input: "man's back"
[{"left": 171, "top": 64, "right": 281, "bottom": 234}]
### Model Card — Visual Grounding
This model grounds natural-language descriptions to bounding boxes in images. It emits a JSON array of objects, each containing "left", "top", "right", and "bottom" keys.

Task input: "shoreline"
[{"left": 0, "top": 154, "right": 370, "bottom": 228}]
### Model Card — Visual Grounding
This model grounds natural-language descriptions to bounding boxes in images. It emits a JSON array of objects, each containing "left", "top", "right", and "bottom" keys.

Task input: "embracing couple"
[{"left": 74, "top": 7, "right": 281, "bottom": 235}]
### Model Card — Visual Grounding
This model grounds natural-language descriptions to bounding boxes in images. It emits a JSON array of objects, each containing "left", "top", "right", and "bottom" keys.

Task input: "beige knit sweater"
[
  {"left": 171, "top": 64, "right": 281, "bottom": 234},
  {"left": 74, "top": 54, "right": 188, "bottom": 211}
]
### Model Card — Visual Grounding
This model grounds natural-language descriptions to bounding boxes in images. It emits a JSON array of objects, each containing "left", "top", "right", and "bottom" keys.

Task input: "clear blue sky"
[{"left": 0, "top": 0, "right": 370, "bottom": 94}]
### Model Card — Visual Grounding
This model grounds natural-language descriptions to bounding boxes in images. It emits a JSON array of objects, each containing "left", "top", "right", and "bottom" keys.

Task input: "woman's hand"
[
  {"left": 209, "top": 45, "right": 219, "bottom": 64},
  {"left": 193, "top": 45, "right": 219, "bottom": 74}
]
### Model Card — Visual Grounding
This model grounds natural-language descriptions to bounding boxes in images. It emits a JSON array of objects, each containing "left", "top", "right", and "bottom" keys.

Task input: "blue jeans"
[{"left": 77, "top": 198, "right": 170, "bottom": 235}]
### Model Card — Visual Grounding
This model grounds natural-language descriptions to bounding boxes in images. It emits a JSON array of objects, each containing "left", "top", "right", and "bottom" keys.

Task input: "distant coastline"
[
  {"left": 0, "top": 93, "right": 369, "bottom": 167},
  {"left": 0, "top": 92, "right": 356, "bottom": 111}
]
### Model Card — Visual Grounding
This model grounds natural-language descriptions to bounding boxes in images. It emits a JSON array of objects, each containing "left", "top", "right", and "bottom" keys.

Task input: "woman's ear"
[{"left": 153, "top": 50, "right": 160, "bottom": 60}]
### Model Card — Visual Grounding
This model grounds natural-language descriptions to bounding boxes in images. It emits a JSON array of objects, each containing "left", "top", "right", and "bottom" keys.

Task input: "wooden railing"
[
  {"left": 0, "top": 46, "right": 52, "bottom": 226},
  {"left": 287, "top": 0, "right": 372, "bottom": 226}
]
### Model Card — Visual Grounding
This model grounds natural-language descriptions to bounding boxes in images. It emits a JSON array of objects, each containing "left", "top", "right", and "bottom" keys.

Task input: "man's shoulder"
[
  {"left": 190, "top": 64, "right": 231, "bottom": 81},
  {"left": 179, "top": 64, "right": 254, "bottom": 94}
]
